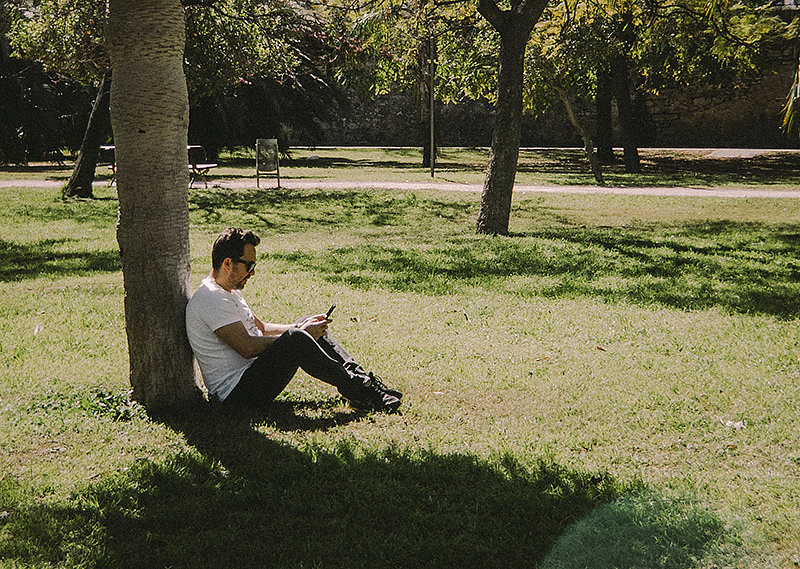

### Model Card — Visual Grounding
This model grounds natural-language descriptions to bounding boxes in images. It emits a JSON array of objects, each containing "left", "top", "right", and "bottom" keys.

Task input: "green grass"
[
  {"left": 220, "top": 146, "right": 800, "bottom": 188},
  {"left": 1, "top": 163, "right": 800, "bottom": 567}
]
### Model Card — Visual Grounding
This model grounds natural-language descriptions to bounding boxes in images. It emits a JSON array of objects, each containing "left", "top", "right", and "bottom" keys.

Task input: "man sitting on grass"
[{"left": 186, "top": 227, "right": 402, "bottom": 412}]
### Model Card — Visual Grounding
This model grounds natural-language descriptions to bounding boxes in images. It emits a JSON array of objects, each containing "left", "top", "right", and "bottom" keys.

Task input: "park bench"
[
  {"left": 98, "top": 145, "right": 217, "bottom": 188},
  {"left": 255, "top": 138, "right": 280, "bottom": 188},
  {"left": 188, "top": 145, "right": 218, "bottom": 189}
]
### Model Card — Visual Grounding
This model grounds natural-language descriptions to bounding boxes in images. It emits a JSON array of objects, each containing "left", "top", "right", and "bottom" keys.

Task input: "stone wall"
[
  {"left": 645, "top": 62, "right": 797, "bottom": 148},
  {"left": 311, "top": 61, "right": 799, "bottom": 149}
]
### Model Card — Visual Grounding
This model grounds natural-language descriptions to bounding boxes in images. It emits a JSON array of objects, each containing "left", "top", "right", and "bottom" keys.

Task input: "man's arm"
[
  {"left": 214, "top": 321, "right": 290, "bottom": 359},
  {"left": 252, "top": 315, "right": 291, "bottom": 337}
]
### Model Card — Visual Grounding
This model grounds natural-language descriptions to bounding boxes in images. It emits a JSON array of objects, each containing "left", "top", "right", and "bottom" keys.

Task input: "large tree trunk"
[
  {"left": 107, "top": 0, "right": 200, "bottom": 410},
  {"left": 476, "top": 0, "right": 546, "bottom": 235},
  {"left": 63, "top": 70, "right": 112, "bottom": 199}
]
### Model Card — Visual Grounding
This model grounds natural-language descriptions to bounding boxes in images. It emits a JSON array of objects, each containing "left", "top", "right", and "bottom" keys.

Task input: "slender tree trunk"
[
  {"left": 107, "top": 0, "right": 200, "bottom": 410},
  {"left": 611, "top": 55, "right": 640, "bottom": 173},
  {"left": 596, "top": 67, "right": 614, "bottom": 163},
  {"left": 418, "top": 34, "right": 437, "bottom": 169},
  {"left": 555, "top": 86, "right": 604, "bottom": 185},
  {"left": 476, "top": 0, "right": 546, "bottom": 235},
  {"left": 63, "top": 70, "right": 112, "bottom": 198}
]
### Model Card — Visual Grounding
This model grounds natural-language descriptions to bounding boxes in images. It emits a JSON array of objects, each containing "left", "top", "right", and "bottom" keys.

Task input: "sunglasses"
[{"left": 236, "top": 258, "right": 257, "bottom": 272}]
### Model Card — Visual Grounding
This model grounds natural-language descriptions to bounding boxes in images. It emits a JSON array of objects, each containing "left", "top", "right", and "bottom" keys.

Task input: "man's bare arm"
[{"left": 214, "top": 321, "right": 289, "bottom": 358}]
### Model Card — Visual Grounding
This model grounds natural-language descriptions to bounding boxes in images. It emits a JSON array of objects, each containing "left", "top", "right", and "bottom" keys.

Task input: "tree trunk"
[
  {"left": 476, "top": 0, "right": 546, "bottom": 235},
  {"left": 107, "top": 0, "right": 200, "bottom": 410},
  {"left": 418, "top": 35, "right": 437, "bottom": 169},
  {"left": 611, "top": 55, "right": 640, "bottom": 173},
  {"left": 555, "top": 86, "right": 604, "bottom": 185},
  {"left": 63, "top": 70, "right": 112, "bottom": 199},
  {"left": 596, "top": 68, "right": 614, "bottom": 163}
]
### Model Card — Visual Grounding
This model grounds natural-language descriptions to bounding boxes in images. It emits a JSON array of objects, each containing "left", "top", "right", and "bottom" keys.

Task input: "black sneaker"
[
  {"left": 342, "top": 384, "right": 401, "bottom": 413},
  {"left": 365, "top": 372, "right": 403, "bottom": 400}
]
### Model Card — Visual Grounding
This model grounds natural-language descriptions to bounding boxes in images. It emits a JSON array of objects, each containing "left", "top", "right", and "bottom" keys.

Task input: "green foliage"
[
  {"left": 25, "top": 388, "right": 144, "bottom": 422},
  {"left": 522, "top": 0, "right": 793, "bottom": 121},
  {"left": 8, "top": 0, "right": 108, "bottom": 84},
  {"left": 348, "top": 0, "right": 491, "bottom": 106},
  {"left": 184, "top": 0, "right": 327, "bottom": 98},
  {"left": 783, "top": 63, "right": 800, "bottom": 139},
  {"left": 436, "top": 15, "right": 500, "bottom": 105}
]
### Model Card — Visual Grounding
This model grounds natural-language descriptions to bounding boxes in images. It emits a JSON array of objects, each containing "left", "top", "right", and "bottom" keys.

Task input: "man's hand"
[{"left": 298, "top": 314, "right": 329, "bottom": 340}]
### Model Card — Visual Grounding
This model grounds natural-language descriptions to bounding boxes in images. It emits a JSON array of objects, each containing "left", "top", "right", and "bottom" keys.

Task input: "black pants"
[{"left": 224, "top": 328, "right": 366, "bottom": 407}]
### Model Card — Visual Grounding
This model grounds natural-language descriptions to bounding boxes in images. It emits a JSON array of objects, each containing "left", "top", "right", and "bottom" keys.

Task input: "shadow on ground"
[
  {"left": 271, "top": 220, "right": 800, "bottom": 319},
  {"left": 189, "top": 186, "right": 474, "bottom": 229},
  {"left": 0, "top": 238, "right": 120, "bottom": 282},
  {"left": 0, "top": 401, "right": 621, "bottom": 568},
  {"left": 517, "top": 150, "right": 800, "bottom": 187},
  {"left": 0, "top": 394, "right": 743, "bottom": 568}
]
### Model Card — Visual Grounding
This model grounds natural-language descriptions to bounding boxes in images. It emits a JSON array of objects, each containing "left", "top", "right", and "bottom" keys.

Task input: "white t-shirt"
[{"left": 186, "top": 275, "right": 263, "bottom": 401}]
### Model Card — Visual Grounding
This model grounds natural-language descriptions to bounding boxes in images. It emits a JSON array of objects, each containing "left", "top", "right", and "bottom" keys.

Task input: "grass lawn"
[
  {"left": 7, "top": 145, "right": 800, "bottom": 190},
  {"left": 1, "top": 150, "right": 799, "bottom": 567}
]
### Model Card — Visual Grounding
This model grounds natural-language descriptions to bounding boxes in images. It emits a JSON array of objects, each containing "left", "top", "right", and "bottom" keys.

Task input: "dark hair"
[{"left": 211, "top": 228, "right": 261, "bottom": 270}]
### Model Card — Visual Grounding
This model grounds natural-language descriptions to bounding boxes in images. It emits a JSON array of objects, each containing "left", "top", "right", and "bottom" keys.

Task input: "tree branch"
[{"left": 477, "top": 0, "right": 505, "bottom": 31}]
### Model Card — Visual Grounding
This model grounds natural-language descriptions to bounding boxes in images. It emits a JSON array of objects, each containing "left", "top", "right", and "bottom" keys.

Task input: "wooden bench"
[{"left": 188, "top": 145, "right": 217, "bottom": 189}]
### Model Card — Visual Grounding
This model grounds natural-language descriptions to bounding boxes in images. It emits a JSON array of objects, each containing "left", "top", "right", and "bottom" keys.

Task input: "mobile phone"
[{"left": 325, "top": 304, "right": 336, "bottom": 319}]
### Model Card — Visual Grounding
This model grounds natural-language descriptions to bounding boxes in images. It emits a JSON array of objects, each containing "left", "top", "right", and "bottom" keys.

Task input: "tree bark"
[
  {"left": 476, "top": 0, "right": 547, "bottom": 235},
  {"left": 63, "top": 70, "right": 112, "bottom": 199},
  {"left": 107, "top": 0, "right": 200, "bottom": 410},
  {"left": 418, "top": 35, "right": 436, "bottom": 169},
  {"left": 611, "top": 55, "right": 640, "bottom": 173},
  {"left": 596, "top": 68, "right": 614, "bottom": 163},
  {"left": 555, "top": 86, "right": 604, "bottom": 185}
]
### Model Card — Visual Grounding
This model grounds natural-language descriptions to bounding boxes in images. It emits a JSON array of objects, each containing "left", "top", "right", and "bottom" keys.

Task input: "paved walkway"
[{"left": 2, "top": 176, "right": 799, "bottom": 199}]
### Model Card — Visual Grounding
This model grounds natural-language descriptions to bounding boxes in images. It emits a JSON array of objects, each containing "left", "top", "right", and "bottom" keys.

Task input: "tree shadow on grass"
[
  {"left": 0, "top": 392, "right": 744, "bottom": 569},
  {"left": 0, "top": 401, "right": 624, "bottom": 569},
  {"left": 269, "top": 220, "right": 800, "bottom": 319},
  {"left": 189, "top": 186, "right": 475, "bottom": 230},
  {"left": 0, "top": 238, "right": 120, "bottom": 282}
]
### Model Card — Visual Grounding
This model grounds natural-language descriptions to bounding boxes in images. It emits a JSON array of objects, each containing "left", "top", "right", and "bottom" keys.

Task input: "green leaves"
[
  {"left": 8, "top": 0, "right": 109, "bottom": 83},
  {"left": 782, "top": 64, "right": 800, "bottom": 139}
]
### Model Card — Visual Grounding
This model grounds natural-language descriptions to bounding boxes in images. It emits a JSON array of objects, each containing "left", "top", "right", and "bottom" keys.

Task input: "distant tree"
[
  {"left": 475, "top": 0, "right": 549, "bottom": 235},
  {"left": 8, "top": 0, "right": 351, "bottom": 193},
  {"left": 183, "top": 0, "right": 352, "bottom": 155},
  {"left": 0, "top": 2, "right": 94, "bottom": 166},
  {"left": 350, "top": 0, "right": 444, "bottom": 167},
  {"left": 9, "top": 0, "right": 111, "bottom": 195}
]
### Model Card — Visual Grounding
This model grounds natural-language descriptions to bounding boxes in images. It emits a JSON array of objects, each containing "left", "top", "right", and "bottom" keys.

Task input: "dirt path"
[
  {"left": 2, "top": 176, "right": 799, "bottom": 199},
  {"left": 217, "top": 178, "right": 800, "bottom": 199}
]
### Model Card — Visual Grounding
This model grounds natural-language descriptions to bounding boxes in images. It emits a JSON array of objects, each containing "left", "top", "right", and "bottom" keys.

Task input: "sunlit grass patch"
[{"left": 541, "top": 489, "right": 751, "bottom": 569}]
